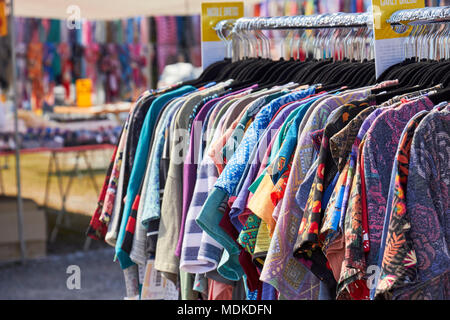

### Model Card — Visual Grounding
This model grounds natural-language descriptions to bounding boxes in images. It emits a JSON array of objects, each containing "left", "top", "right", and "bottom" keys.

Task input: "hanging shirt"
[
  {"left": 155, "top": 82, "right": 229, "bottom": 279},
  {"left": 130, "top": 97, "right": 188, "bottom": 266},
  {"left": 373, "top": 109, "right": 430, "bottom": 300},
  {"left": 362, "top": 96, "right": 435, "bottom": 279},
  {"left": 292, "top": 97, "right": 375, "bottom": 295},
  {"left": 192, "top": 101, "right": 254, "bottom": 273},
  {"left": 179, "top": 146, "right": 224, "bottom": 273},
  {"left": 100, "top": 106, "right": 137, "bottom": 225},
  {"left": 378, "top": 105, "right": 450, "bottom": 300},
  {"left": 338, "top": 137, "right": 370, "bottom": 300},
  {"left": 140, "top": 98, "right": 187, "bottom": 225},
  {"left": 86, "top": 145, "right": 119, "bottom": 241},
  {"left": 295, "top": 97, "right": 374, "bottom": 255},
  {"left": 320, "top": 106, "right": 377, "bottom": 251},
  {"left": 232, "top": 100, "right": 304, "bottom": 232},
  {"left": 235, "top": 98, "right": 320, "bottom": 257},
  {"left": 338, "top": 96, "right": 434, "bottom": 299},
  {"left": 105, "top": 129, "right": 130, "bottom": 247},
  {"left": 87, "top": 92, "right": 152, "bottom": 241},
  {"left": 338, "top": 104, "right": 398, "bottom": 231},
  {"left": 331, "top": 96, "right": 416, "bottom": 241},
  {"left": 120, "top": 92, "right": 185, "bottom": 261},
  {"left": 176, "top": 87, "right": 256, "bottom": 258}
]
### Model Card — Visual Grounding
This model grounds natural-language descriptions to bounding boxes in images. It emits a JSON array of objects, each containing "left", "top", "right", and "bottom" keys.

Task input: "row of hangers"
[
  {"left": 216, "top": 7, "right": 450, "bottom": 62},
  {"left": 389, "top": 6, "right": 450, "bottom": 60},
  {"left": 185, "top": 7, "right": 450, "bottom": 103},
  {"left": 216, "top": 12, "right": 374, "bottom": 62},
  {"left": 379, "top": 6, "right": 450, "bottom": 100}
]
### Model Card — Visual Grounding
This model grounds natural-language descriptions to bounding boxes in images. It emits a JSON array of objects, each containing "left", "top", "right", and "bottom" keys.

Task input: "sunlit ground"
[
  {"left": 0, "top": 148, "right": 126, "bottom": 299},
  {"left": 0, "top": 148, "right": 113, "bottom": 216}
]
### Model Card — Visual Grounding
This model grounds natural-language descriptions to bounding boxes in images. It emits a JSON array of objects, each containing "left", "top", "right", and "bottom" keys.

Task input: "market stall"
[{"left": 2, "top": 0, "right": 256, "bottom": 262}]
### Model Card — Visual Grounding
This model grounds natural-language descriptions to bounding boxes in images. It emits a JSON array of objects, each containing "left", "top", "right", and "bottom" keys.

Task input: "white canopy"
[{"left": 13, "top": 0, "right": 259, "bottom": 19}]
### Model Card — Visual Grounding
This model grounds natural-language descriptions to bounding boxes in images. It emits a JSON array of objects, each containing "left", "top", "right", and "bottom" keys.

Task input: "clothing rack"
[
  {"left": 230, "top": 12, "right": 372, "bottom": 31},
  {"left": 387, "top": 6, "right": 450, "bottom": 60},
  {"left": 215, "top": 7, "right": 450, "bottom": 62},
  {"left": 387, "top": 6, "right": 450, "bottom": 25},
  {"left": 86, "top": 6, "right": 450, "bottom": 301},
  {"left": 214, "top": 12, "right": 372, "bottom": 42},
  {"left": 216, "top": 7, "right": 450, "bottom": 35},
  {"left": 215, "top": 12, "right": 374, "bottom": 62}
]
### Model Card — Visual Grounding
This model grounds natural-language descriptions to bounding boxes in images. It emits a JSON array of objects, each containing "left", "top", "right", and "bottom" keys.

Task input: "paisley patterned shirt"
[
  {"left": 294, "top": 98, "right": 373, "bottom": 255},
  {"left": 396, "top": 105, "right": 449, "bottom": 299},
  {"left": 338, "top": 137, "right": 370, "bottom": 299},
  {"left": 374, "top": 110, "right": 429, "bottom": 299},
  {"left": 362, "top": 96, "right": 435, "bottom": 276},
  {"left": 320, "top": 107, "right": 377, "bottom": 251}
]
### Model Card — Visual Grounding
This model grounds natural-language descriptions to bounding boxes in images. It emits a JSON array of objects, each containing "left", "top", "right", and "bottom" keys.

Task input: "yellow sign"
[
  {"left": 372, "top": 0, "right": 425, "bottom": 78},
  {"left": 201, "top": 2, "right": 244, "bottom": 42},
  {"left": 372, "top": 0, "right": 424, "bottom": 41},
  {"left": 0, "top": 1, "right": 7, "bottom": 37},
  {"left": 75, "top": 79, "right": 93, "bottom": 107}
]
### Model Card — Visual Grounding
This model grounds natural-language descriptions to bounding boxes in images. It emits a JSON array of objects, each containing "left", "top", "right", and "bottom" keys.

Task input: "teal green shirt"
[{"left": 115, "top": 86, "right": 196, "bottom": 269}]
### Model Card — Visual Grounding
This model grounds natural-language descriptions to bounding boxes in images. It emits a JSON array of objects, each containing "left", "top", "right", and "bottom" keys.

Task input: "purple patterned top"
[
  {"left": 400, "top": 105, "right": 450, "bottom": 299},
  {"left": 362, "top": 96, "right": 435, "bottom": 270}
]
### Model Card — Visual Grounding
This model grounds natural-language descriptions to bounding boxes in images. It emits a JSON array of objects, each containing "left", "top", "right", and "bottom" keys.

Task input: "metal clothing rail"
[
  {"left": 387, "top": 6, "right": 450, "bottom": 60},
  {"left": 231, "top": 12, "right": 372, "bottom": 32},
  {"left": 214, "top": 12, "right": 373, "bottom": 40},
  {"left": 215, "top": 7, "right": 450, "bottom": 62},
  {"left": 215, "top": 7, "right": 450, "bottom": 42},
  {"left": 215, "top": 12, "right": 374, "bottom": 62},
  {"left": 387, "top": 6, "right": 450, "bottom": 26}
]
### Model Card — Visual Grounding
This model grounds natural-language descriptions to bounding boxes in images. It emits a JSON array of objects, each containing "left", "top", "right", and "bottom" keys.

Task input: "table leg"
[
  {"left": 49, "top": 151, "right": 81, "bottom": 243},
  {"left": 81, "top": 151, "right": 99, "bottom": 195},
  {"left": 43, "top": 153, "right": 55, "bottom": 208},
  {"left": 0, "top": 160, "right": 4, "bottom": 195}
]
